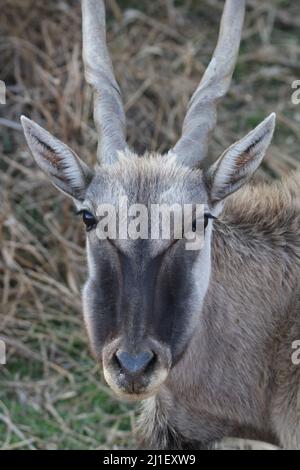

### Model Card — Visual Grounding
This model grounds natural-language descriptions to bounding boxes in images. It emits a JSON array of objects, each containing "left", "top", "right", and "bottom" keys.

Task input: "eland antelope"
[{"left": 21, "top": 0, "right": 300, "bottom": 449}]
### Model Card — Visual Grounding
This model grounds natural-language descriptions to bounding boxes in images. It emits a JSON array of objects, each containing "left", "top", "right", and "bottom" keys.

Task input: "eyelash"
[{"left": 192, "top": 213, "right": 216, "bottom": 232}]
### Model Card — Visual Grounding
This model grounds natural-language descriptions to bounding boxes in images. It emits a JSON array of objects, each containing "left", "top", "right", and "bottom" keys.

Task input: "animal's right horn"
[{"left": 82, "top": 0, "right": 129, "bottom": 165}]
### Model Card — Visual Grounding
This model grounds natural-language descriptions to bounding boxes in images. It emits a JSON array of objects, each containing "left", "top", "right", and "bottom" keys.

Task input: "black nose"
[{"left": 115, "top": 350, "right": 155, "bottom": 377}]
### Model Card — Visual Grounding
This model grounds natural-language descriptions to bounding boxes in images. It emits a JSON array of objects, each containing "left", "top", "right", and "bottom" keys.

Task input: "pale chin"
[
  {"left": 110, "top": 388, "right": 158, "bottom": 402},
  {"left": 103, "top": 368, "right": 169, "bottom": 402}
]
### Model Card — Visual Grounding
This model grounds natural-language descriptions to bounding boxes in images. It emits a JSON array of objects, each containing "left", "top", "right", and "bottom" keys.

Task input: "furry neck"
[{"left": 146, "top": 179, "right": 300, "bottom": 447}]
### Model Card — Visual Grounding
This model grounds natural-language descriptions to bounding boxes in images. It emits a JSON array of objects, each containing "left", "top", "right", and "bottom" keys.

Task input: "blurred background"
[{"left": 0, "top": 0, "right": 299, "bottom": 449}]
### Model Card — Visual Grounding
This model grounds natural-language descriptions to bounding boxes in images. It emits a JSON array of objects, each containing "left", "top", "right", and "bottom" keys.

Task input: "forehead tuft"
[{"left": 85, "top": 152, "right": 206, "bottom": 207}]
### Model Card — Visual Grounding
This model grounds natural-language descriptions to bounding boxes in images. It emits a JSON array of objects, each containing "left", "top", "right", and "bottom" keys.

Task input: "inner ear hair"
[
  {"left": 205, "top": 113, "right": 276, "bottom": 204},
  {"left": 21, "top": 115, "right": 93, "bottom": 200}
]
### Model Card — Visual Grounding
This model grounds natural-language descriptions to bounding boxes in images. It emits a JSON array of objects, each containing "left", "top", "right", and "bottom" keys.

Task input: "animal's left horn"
[
  {"left": 171, "top": 0, "right": 246, "bottom": 168},
  {"left": 82, "top": 0, "right": 128, "bottom": 164}
]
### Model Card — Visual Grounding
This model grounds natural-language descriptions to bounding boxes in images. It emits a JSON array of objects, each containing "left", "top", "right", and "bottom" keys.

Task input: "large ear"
[
  {"left": 21, "top": 116, "right": 93, "bottom": 201},
  {"left": 204, "top": 113, "right": 276, "bottom": 205}
]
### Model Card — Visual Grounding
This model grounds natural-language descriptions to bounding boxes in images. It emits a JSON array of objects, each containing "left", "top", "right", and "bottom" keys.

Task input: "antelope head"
[{"left": 21, "top": 0, "right": 275, "bottom": 400}]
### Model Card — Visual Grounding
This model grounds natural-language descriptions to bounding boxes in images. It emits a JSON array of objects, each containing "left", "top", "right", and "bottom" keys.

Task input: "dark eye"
[
  {"left": 192, "top": 213, "right": 215, "bottom": 232},
  {"left": 82, "top": 210, "right": 97, "bottom": 231},
  {"left": 204, "top": 213, "right": 216, "bottom": 229}
]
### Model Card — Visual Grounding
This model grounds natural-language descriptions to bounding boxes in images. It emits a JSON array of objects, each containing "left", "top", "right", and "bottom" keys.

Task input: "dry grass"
[{"left": 0, "top": 0, "right": 299, "bottom": 449}]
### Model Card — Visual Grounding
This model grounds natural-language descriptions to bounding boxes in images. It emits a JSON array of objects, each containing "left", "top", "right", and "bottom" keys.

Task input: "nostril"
[{"left": 115, "top": 350, "right": 155, "bottom": 377}]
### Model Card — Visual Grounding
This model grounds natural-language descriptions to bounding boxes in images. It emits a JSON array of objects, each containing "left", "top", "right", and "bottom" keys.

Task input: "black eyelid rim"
[
  {"left": 75, "top": 209, "right": 95, "bottom": 217},
  {"left": 204, "top": 213, "right": 217, "bottom": 220},
  {"left": 75, "top": 209, "right": 84, "bottom": 216}
]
